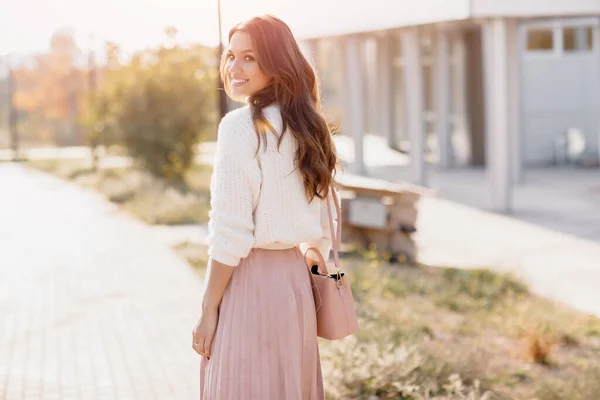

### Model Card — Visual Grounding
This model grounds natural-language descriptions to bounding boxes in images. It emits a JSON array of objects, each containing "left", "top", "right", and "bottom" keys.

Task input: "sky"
[
  {"left": 0, "top": 0, "right": 469, "bottom": 60},
  {"left": 0, "top": 0, "right": 253, "bottom": 56}
]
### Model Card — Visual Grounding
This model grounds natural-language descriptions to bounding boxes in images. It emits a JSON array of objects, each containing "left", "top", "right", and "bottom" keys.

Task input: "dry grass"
[
  {"left": 172, "top": 241, "right": 209, "bottom": 276},
  {"left": 27, "top": 159, "right": 213, "bottom": 225},
  {"left": 334, "top": 253, "right": 600, "bottom": 400},
  {"left": 536, "top": 364, "right": 600, "bottom": 400},
  {"left": 520, "top": 329, "right": 555, "bottom": 366},
  {"left": 26, "top": 158, "right": 95, "bottom": 180}
]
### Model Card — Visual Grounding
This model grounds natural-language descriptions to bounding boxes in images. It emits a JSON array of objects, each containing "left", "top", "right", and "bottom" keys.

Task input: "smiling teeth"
[{"left": 232, "top": 79, "right": 248, "bottom": 85}]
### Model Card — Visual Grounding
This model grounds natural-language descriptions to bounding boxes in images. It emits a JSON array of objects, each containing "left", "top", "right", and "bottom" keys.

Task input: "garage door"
[{"left": 520, "top": 18, "right": 600, "bottom": 165}]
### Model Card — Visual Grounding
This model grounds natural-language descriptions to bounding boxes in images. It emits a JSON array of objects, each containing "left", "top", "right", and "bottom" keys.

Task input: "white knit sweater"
[{"left": 207, "top": 103, "right": 339, "bottom": 267}]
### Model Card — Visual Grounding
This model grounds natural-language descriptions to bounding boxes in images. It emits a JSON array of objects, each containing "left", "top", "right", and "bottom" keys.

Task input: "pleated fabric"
[{"left": 200, "top": 247, "right": 324, "bottom": 400}]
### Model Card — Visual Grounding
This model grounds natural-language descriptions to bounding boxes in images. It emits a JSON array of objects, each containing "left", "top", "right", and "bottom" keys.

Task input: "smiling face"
[{"left": 223, "top": 31, "right": 272, "bottom": 102}]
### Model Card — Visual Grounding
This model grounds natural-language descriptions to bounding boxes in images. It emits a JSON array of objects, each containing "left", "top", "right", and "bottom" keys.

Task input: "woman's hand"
[
  {"left": 192, "top": 257, "right": 235, "bottom": 359},
  {"left": 192, "top": 308, "right": 219, "bottom": 359}
]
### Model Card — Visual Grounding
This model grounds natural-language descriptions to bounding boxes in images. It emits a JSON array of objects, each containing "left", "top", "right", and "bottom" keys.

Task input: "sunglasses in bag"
[{"left": 304, "top": 187, "right": 358, "bottom": 340}]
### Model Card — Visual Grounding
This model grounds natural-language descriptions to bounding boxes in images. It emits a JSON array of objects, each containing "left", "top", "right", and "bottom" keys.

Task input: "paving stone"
[{"left": 0, "top": 164, "right": 202, "bottom": 400}]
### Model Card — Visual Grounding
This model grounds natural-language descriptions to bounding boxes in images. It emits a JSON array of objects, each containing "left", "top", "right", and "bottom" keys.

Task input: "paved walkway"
[{"left": 0, "top": 164, "right": 202, "bottom": 400}]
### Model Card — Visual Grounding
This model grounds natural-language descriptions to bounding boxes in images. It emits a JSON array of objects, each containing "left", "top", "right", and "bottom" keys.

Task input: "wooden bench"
[{"left": 334, "top": 173, "right": 434, "bottom": 265}]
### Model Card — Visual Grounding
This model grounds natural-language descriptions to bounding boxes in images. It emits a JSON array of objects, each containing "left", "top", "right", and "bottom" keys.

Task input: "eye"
[
  {"left": 244, "top": 55, "right": 255, "bottom": 61},
  {"left": 226, "top": 54, "right": 234, "bottom": 61}
]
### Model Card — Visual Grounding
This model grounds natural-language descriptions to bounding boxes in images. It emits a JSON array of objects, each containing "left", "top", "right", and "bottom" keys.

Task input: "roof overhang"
[
  {"left": 222, "top": 0, "right": 600, "bottom": 41},
  {"left": 222, "top": 0, "right": 470, "bottom": 40}
]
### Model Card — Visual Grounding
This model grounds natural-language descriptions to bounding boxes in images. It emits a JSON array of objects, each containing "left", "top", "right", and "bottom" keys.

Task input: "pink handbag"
[{"left": 304, "top": 187, "right": 359, "bottom": 340}]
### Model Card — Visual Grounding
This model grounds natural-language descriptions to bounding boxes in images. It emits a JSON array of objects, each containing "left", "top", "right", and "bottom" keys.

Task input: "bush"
[{"left": 81, "top": 32, "right": 218, "bottom": 183}]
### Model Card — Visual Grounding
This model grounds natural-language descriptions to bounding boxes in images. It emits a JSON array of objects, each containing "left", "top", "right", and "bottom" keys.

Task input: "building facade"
[{"left": 225, "top": 0, "right": 600, "bottom": 211}]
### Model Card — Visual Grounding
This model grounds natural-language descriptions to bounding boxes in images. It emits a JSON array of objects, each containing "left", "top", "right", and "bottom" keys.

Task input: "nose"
[{"left": 227, "top": 58, "right": 243, "bottom": 75}]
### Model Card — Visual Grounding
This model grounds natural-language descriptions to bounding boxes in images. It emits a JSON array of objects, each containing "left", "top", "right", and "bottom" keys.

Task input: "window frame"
[
  {"left": 562, "top": 25, "right": 594, "bottom": 54},
  {"left": 520, "top": 17, "right": 600, "bottom": 59}
]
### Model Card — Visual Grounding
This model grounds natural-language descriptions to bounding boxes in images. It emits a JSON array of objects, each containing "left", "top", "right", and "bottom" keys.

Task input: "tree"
[
  {"left": 82, "top": 34, "right": 218, "bottom": 183},
  {"left": 12, "top": 29, "right": 89, "bottom": 146}
]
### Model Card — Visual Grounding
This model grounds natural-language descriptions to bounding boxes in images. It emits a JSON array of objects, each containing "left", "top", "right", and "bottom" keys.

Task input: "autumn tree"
[{"left": 12, "top": 29, "right": 93, "bottom": 146}]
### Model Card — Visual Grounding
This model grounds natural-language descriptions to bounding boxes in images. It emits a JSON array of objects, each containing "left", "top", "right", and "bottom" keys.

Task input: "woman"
[{"left": 191, "top": 14, "right": 340, "bottom": 400}]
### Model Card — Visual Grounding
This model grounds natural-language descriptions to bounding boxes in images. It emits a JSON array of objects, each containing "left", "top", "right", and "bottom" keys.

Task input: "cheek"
[
  {"left": 245, "top": 64, "right": 259, "bottom": 80},
  {"left": 249, "top": 66, "right": 270, "bottom": 89},
  {"left": 223, "top": 62, "right": 232, "bottom": 81}
]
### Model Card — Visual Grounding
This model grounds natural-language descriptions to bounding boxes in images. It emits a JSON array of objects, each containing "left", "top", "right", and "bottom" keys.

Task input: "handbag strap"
[{"left": 325, "top": 186, "right": 342, "bottom": 269}]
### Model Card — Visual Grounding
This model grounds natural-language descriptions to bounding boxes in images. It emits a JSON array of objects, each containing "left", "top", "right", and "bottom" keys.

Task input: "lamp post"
[
  {"left": 88, "top": 36, "right": 99, "bottom": 171},
  {"left": 8, "top": 67, "right": 18, "bottom": 161},
  {"left": 1, "top": 54, "right": 19, "bottom": 161},
  {"left": 0, "top": 56, "right": 6, "bottom": 151},
  {"left": 217, "top": 0, "right": 228, "bottom": 119}
]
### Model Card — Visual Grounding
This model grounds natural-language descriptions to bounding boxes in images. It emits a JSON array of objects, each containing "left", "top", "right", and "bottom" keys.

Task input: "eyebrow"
[{"left": 226, "top": 49, "right": 254, "bottom": 54}]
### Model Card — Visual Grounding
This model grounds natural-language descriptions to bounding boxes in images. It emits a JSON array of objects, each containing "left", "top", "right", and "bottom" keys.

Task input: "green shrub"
[{"left": 81, "top": 33, "right": 218, "bottom": 183}]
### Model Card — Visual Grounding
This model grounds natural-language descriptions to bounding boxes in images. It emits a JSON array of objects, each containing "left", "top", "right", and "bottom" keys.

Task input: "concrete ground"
[{"left": 0, "top": 164, "right": 202, "bottom": 400}]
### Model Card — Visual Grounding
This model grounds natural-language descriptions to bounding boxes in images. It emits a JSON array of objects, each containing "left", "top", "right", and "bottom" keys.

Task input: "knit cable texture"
[{"left": 207, "top": 104, "right": 338, "bottom": 267}]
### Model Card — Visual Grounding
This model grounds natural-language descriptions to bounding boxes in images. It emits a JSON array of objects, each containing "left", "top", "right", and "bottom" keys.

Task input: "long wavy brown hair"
[{"left": 220, "top": 15, "right": 340, "bottom": 202}]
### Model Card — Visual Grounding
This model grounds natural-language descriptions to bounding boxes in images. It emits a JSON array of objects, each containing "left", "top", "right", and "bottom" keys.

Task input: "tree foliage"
[
  {"left": 82, "top": 30, "right": 218, "bottom": 183},
  {"left": 11, "top": 29, "right": 90, "bottom": 145}
]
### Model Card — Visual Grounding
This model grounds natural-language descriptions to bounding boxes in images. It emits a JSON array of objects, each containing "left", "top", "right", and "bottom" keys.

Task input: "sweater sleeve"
[
  {"left": 207, "top": 113, "right": 261, "bottom": 267},
  {"left": 298, "top": 188, "right": 340, "bottom": 262}
]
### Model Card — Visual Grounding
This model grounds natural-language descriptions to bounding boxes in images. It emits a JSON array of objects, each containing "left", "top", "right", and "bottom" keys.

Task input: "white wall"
[
  {"left": 221, "top": 0, "right": 469, "bottom": 40},
  {"left": 472, "top": 0, "right": 600, "bottom": 18},
  {"left": 520, "top": 22, "right": 600, "bottom": 164}
]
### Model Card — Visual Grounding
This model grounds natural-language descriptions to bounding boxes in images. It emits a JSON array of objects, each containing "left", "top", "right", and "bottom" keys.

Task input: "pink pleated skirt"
[{"left": 200, "top": 247, "right": 325, "bottom": 400}]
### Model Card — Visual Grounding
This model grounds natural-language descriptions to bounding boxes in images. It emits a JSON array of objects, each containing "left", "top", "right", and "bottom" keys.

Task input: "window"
[
  {"left": 527, "top": 28, "right": 554, "bottom": 51},
  {"left": 563, "top": 27, "right": 593, "bottom": 52}
]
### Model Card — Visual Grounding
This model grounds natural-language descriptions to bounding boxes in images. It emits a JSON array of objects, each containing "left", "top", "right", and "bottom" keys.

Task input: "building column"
[
  {"left": 482, "top": 19, "right": 512, "bottom": 212},
  {"left": 377, "top": 35, "right": 396, "bottom": 149},
  {"left": 594, "top": 22, "right": 600, "bottom": 160},
  {"left": 451, "top": 32, "right": 470, "bottom": 166},
  {"left": 401, "top": 28, "right": 427, "bottom": 186},
  {"left": 508, "top": 20, "right": 522, "bottom": 185},
  {"left": 434, "top": 28, "right": 451, "bottom": 169},
  {"left": 341, "top": 36, "right": 367, "bottom": 175},
  {"left": 364, "top": 38, "right": 378, "bottom": 135}
]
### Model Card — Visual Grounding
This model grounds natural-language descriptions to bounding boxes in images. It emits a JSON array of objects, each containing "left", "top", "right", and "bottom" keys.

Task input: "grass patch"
[
  {"left": 26, "top": 158, "right": 94, "bottom": 179},
  {"left": 340, "top": 256, "right": 600, "bottom": 399},
  {"left": 173, "top": 241, "right": 209, "bottom": 276},
  {"left": 28, "top": 159, "right": 213, "bottom": 225},
  {"left": 536, "top": 364, "right": 600, "bottom": 400}
]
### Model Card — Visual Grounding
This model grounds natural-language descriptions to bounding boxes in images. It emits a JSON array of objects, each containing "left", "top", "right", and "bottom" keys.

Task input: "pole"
[
  {"left": 88, "top": 41, "right": 98, "bottom": 171},
  {"left": 7, "top": 66, "right": 19, "bottom": 161},
  {"left": 217, "top": 0, "right": 228, "bottom": 119}
]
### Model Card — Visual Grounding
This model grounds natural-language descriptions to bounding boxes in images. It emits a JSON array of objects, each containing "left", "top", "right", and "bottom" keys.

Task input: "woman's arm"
[
  {"left": 192, "top": 109, "right": 261, "bottom": 358},
  {"left": 192, "top": 258, "right": 235, "bottom": 359},
  {"left": 201, "top": 258, "right": 235, "bottom": 313}
]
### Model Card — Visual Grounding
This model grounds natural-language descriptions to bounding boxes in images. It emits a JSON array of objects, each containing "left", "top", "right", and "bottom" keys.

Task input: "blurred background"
[{"left": 1, "top": 1, "right": 600, "bottom": 399}]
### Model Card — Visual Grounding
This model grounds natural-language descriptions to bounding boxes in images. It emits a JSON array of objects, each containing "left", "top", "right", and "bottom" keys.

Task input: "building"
[{"left": 256, "top": 0, "right": 600, "bottom": 212}]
